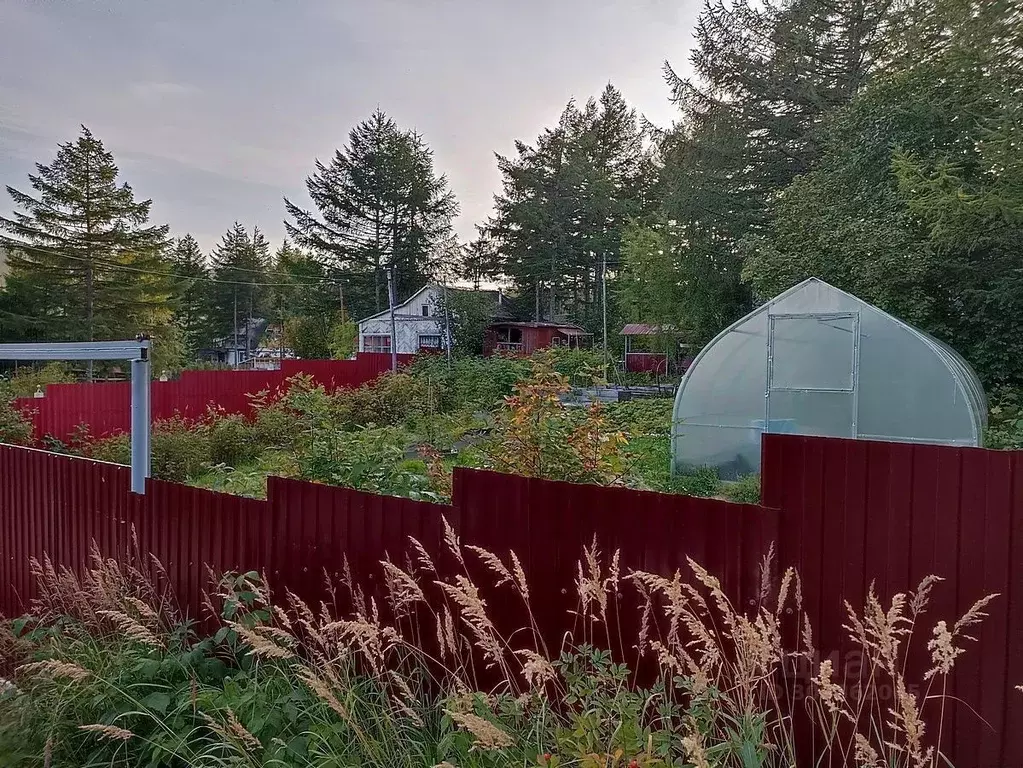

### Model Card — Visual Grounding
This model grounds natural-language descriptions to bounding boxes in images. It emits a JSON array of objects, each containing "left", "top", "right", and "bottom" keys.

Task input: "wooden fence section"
[
  {"left": 13, "top": 353, "right": 413, "bottom": 442},
  {"left": 761, "top": 434, "right": 1023, "bottom": 768}
]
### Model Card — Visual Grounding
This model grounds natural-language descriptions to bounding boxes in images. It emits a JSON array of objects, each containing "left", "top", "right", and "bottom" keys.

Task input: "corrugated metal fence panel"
[
  {"left": 451, "top": 468, "right": 780, "bottom": 650},
  {"left": 761, "top": 434, "right": 1023, "bottom": 768},
  {"left": 13, "top": 355, "right": 413, "bottom": 442}
]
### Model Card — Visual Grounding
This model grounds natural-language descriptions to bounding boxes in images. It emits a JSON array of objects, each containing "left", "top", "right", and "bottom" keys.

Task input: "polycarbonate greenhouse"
[{"left": 672, "top": 278, "right": 987, "bottom": 479}]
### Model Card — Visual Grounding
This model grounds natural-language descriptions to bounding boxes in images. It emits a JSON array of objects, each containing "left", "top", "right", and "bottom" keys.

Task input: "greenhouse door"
[{"left": 765, "top": 313, "right": 860, "bottom": 438}]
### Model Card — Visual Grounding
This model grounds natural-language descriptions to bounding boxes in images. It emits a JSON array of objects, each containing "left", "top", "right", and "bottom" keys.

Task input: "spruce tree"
[
  {"left": 0, "top": 126, "right": 170, "bottom": 373},
  {"left": 285, "top": 109, "right": 457, "bottom": 318},
  {"left": 170, "top": 234, "right": 211, "bottom": 357},
  {"left": 208, "top": 223, "right": 270, "bottom": 339}
]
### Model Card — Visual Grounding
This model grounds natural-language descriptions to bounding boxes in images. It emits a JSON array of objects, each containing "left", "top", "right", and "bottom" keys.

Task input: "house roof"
[
  {"left": 358, "top": 283, "right": 520, "bottom": 325},
  {"left": 490, "top": 321, "right": 590, "bottom": 334},
  {"left": 620, "top": 323, "right": 677, "bottom": 336}
]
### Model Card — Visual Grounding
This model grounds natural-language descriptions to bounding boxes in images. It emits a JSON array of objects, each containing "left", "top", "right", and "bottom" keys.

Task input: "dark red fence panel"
[
  {"left": 761, "top": 434, "right": 1023, "bottom": 768},
  {"left": 13, "top": 354, "right": 416, "bottom": 443}
]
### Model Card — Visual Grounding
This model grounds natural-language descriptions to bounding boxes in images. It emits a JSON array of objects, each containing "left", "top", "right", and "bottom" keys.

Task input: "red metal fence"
[
  {"left": 761, "top": 434, "right": 1023, "bottom": 768},
  {"left": 13, "top": 353, "right": 413, "bottom": 442},
  {"left": 1, "top": 434, "right": 1021, "bottom": 765}
]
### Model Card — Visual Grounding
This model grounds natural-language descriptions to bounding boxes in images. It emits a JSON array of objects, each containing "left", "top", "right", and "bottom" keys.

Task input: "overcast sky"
[{"left": 0, "top": 0, "right": 700, "bottom": 253}]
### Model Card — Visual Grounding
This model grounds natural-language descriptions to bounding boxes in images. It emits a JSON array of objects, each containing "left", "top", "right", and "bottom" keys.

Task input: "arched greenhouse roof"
[{"left": 672, "top": 278, "right": 987, "bottom": 479}]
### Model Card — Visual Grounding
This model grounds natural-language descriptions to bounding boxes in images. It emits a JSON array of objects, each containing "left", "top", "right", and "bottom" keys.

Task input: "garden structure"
[{"left": 672, "top": 277, "right": 987, "bottom": 478}]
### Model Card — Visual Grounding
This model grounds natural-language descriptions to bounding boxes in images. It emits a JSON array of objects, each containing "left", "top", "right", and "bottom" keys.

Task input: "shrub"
[
  {"left": 606, "top": 398, "right": 675, "bottom": 438},
  {"left": 721, "top": 473, "right": 761, "bottom": 504},
  {"left": 476, "top": 358, "right": 628, "bottom": 484},
  {"left": 0, "top": 362, "right": 73, "bottom": 400},
  {"left": 88, "top": 416, "right": 212, "bottom": 482},
  {"left": 0, "top": 399, "right": 33, "bottom": 446},
  {"left": 298, "top": 425, "right": 445, "bottom": 502},
  {"left": 332, "top": 372, "right": 434, "bottom": 429},
  {"left": 207, "top": 413, "right": 259, "bottom": 468},
  {"left": 986, "top": 386, "right": 1023, "bottom": 448}
]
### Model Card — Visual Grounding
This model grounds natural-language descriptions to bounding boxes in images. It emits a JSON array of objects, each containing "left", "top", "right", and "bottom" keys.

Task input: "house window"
[
  {"left": 364, "top": 335, "right": 391, "bottom": 353},
  {"left": 419, "top": 334, "right": 442, "bottom": 350},
  {"left": 421, "top": 304, "right": 430, "bottom": 317}
]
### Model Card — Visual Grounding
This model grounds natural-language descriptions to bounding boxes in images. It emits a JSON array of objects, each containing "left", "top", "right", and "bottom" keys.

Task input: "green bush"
[
  {"left": 720, "top": 473, "right": 761, "bottom": 504},
  {"left": 0, "top": 399, "right": 33, "bottom": 446},
  {"left": 0, "top": 362, "right": 73, "bottom": 400},
  {"left": 607, "top": 398, "right": 675, "bottom": 438},
  {"left": 299, "top": 425, "right": 444, "bottom": 502},
  {"left": 88, "top": 416, "right": 213, "bottom": 482},
  {"left": 207, "top": 413, "right": 259, "bottom": 468},
  {"left": 986, "top": 386, "right": 1023, "bottom": 448}
]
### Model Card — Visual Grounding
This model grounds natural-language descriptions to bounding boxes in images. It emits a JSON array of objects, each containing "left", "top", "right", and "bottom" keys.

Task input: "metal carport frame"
[{"left": 0, "top": 338, "right": 152, "bottom": 493}]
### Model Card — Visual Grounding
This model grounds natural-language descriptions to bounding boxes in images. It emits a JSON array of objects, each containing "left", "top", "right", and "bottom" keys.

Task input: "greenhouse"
[{"left": 672, "top": 278, "right": 987, "bottom": 479}]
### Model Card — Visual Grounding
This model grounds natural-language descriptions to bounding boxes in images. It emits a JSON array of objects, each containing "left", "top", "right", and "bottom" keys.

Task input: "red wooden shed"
[{"left": 484, "top": 322, "right": 591, "bottom": 356}]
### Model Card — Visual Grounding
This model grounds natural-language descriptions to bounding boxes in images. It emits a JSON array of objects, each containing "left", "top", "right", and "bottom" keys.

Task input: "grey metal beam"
[{"left": 0, "top": 339, "right": 150, "bottom": 361}]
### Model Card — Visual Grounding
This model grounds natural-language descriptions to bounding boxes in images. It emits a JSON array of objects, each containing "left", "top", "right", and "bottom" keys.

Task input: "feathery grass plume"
[
  {"left": 925, "top": 621, "right": 962, "bottom": 679},
  {"left": 78, "top": 724, "right": 133, "bottom": 741},
  {"left": 437, "top": 575, "right": 503, "bottom": 668},
  {"left": 97, "top": 610, "right": 165, "bottom": 649},
  {"left": 891, "top": 679, "right": 932, "bottom": 768},
  {"left": 409, "top": 536, "right": 437, "bottom": 575},
  {"left": 909, "top": 575, "right": 943, "bottom": 618},
  {"left": 509, "top": 551, "right": 530, "bottom": 601},
  {"left": 125, "top": 595, "right": 160, "bottom": 625},
  {"left": 854, "top": 733, "right": 883, "bottom": 767},
  {"left": 442, "top": 516, "right": 465, "bottom": 566},
  {"left": 759, "top": 542, "right": 776, "bottom": 604},
  {"left": 681, "top": 725, "right": 711, "bottom": 768},
  {"left": 18, "top": 660, "right": 90, "bottom": 681},
  {"left": 467, "top": 546, "right": 514, "bottom": 588},
  {"left": 953, "top": 593, "right": 999, "bottom": 639},
  {"left": 297, "top": 668, "right": 352, "bottom": 721},
  {"left": 514, "top": 648, "right": 557, "bottom": 690},
  {"left": 380, "top": 559, "right": 427, "bottom": 617},
  {"left": 775, "top": 567, "right": 794, "bottom": 619},
  {"left": 445, "top": 709, "right": 514, "bottom": 750},
  {"left": 813, "top": 659, "right": 846, "bottom": 715},
  {"left": 227, "top": 709, "right": 261, "bottom": 751},
  {"left": 228, "top": 622, "right": 293, "bottom": 660}
]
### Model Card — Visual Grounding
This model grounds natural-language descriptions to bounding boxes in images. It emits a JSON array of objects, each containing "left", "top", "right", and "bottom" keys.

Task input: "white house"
[{"left": 358, "top": 284, "right": 450, "bottom": 355}]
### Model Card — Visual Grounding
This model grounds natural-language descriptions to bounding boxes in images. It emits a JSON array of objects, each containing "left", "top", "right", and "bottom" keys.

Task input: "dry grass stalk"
[
  {"left": 18, "top": 660, "right": 90, "bottom": 682},
  {"left": 514, "top": 648, "right": 557, "bottom": 690},
  {"left": 444, "top": 709, "right": 514, "bottom": 750},
  {"left": 380, "top": 560, "right": 427, "bottom": 617},
  {"left": 467, "top": 546, "right": 514, "bottom": 589},
  {"left": 78, "top": 724, "right": 133, "bottom": 741},
  {"left": 229, "top": 622, "right": 293, "bottom": 660},
  {"left": 408, "top": 536, "right": 437, "bottom": 575},
  {"left": 97, "top": 610, "right": 165, "bottom": 649},
  {"left": 437, "top": 575, "right": 503, "bottom": 669},
  {"left": 442, "top": 517, "right": 465, "bottom": 567}
]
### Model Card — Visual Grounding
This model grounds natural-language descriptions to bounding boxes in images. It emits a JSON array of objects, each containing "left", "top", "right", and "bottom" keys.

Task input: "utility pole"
[
  {"left": 232, "top": 287, "right": 239, "bottom": 369},
  {"left": 602, "top": 251, "right": 608, "bottom": 381},
  {"left": 387, "top": 264, "right": 398, "bottom": 373},
  {"left": 442, "top": 281, "right": 452, "bottom": 370},
  {"left": 247, "top": 283, "right": 254, "bottom": 366}
]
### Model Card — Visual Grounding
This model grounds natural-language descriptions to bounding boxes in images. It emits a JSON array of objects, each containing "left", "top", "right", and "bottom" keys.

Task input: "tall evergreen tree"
[
  {"left": 208, "top": 223, "right": 270, "bottom": 339},
  {"left": 285, "top": 110, "right": 458, "bottom": 318},
  {"left": 0, "top": 126, "right": 171, "bottom": 374},
  {"left": 169, "top": 234, "right": 210, "bottom": 357},
  {"left": 491, "top": 85, "right": 655, "bottom": 326}
]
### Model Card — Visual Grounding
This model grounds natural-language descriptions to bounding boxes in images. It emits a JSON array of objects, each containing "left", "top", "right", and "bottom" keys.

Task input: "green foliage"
[
  {"left": 0, "top": 362, "right": 73, "bottom": 400},
  {"left": 207, "top": 223, "right": 271, "bottom": 340},
  {"left": 720, "top": 474, "right": 761, "bottom": 504},
  {"left": 0, "top": 398, "right": 32, "bottom": 446},
  {"left": 207, "top": 412, "right": 260, "bottom": 468},
  {"left": 170, "top": 234, "right": 211, "bottom": 356},
  {"left": 476, "top": 359, "right": 628, "bottom": 484},
  {"left": 490, "top": 84, "right": 656, "bottom": 329},
  {"left": 670, "top": 467, "right": 723, "bottom": 498},
  {"left": 0, "top": 126, "right": 172, "bottom": 350},
  {"left": 284, "top": 109, "right": 457, "bottom": 319},
  {"left": 89, "top": 416, "right": 212, "bottom": 483},
  {"left": 284, "top": 314, "right": 333, "bottom": 359},
  {"left": 328, "top": 318, "right": 358, "bottom": 360},
  {"left": 195, "top": 451, "right": 299, "bottom": 499},
  {"left": 986, "top": 387, "right": 1023, "bottom": 449},
  {"left": 606, "top": 398, "right": 674, "bottom": 438},
  {"left": 438, "top": 289, "right": 492, "bottom": 356},
  {"left": 299, "top": 425, "right": 444, "bottom": 502}
]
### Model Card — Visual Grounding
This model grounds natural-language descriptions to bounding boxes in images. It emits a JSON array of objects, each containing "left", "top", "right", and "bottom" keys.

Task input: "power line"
[{"left": 4, "top": 243, "right": 344, "bottom": 290}]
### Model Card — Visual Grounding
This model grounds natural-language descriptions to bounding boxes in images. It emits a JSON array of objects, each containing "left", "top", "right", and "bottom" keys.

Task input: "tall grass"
[{"left": 0, "top": 529, "right": 1005, "bottom": 768}]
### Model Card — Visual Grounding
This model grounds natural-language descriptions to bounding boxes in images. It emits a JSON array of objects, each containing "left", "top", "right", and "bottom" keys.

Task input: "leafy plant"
[{"left": 477, "top": 358, "right": 628, "bottom": 484}]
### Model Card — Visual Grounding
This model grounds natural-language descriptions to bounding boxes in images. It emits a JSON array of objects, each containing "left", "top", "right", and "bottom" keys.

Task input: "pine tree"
[
  {"left": 490, "top": 85, "right": 654, "bottom": 326},
  {"left": 170, "top": 234, "right": 210, "bottom": 357},
  {"left": 0, "top": 126, "right": 170, "bottom": 373},
  {"left": 207, "top": 223, "right": 270, "bottom": 340},
  {"left": 285, "top": 110, "right": 457, "bottom": 318}
]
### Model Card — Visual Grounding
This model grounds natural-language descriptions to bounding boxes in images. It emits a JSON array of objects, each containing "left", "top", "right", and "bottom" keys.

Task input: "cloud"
[{"left": 128, "top": 81, "right": 200, "bottom": 101}]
